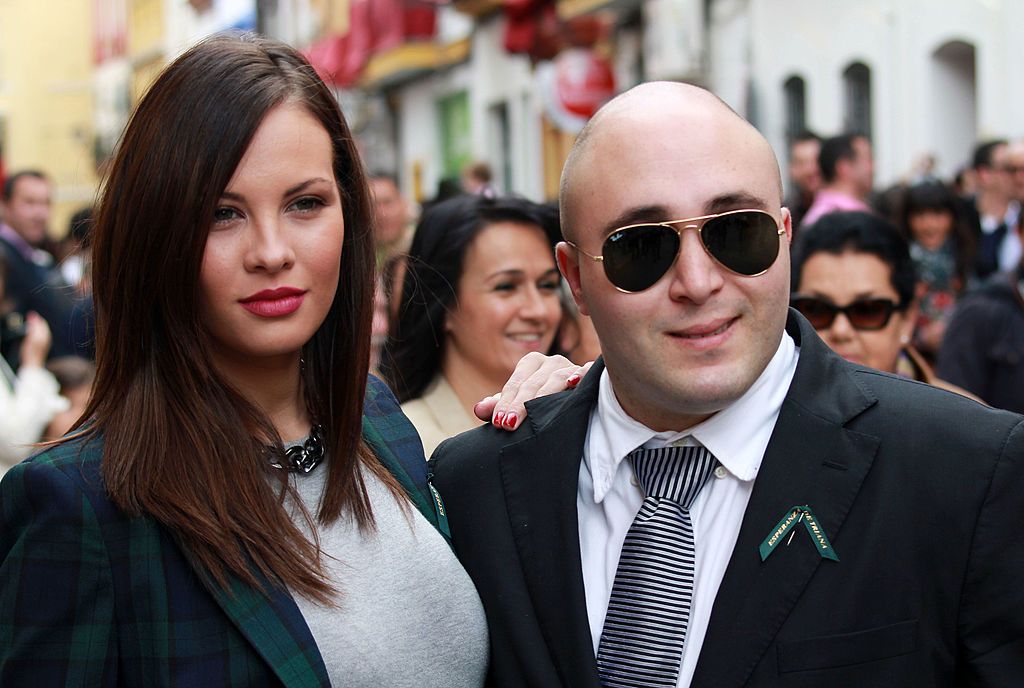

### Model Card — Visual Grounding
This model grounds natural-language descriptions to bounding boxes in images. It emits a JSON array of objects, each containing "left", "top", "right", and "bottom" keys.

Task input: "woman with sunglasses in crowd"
[
  {"left": 0, "top": 34, "right": 583, "bottom": 687},
  {"left": 384, "top": 194, "right": 565, "bottom": 457},
  {"left": 791, "top": 210, "right": 978, "bottom": 399}
]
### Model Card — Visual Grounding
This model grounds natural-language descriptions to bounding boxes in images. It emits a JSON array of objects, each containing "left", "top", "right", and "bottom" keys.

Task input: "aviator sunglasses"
[
  {"left": 790, "top": 296, "right": 901, "bottom": 331},
  {"left": 566, "top": 209, "right": 785, "bottom": 293}
]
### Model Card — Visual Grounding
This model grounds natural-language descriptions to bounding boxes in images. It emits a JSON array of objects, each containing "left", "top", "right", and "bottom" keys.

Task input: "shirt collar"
[{"left": 587, "top": 331, "right": 799, "bottom": 502}]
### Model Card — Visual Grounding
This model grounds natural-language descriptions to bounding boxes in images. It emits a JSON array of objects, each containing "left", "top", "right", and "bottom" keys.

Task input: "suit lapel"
[
  {"left": 691, "top": 313, "right": 881, "bottom": 688},
  {"left": 203, "top": 570, "right": 330, "bottom": 687},
  {"left": 499, "top": 363, "right": 604, "bottom": 688}
]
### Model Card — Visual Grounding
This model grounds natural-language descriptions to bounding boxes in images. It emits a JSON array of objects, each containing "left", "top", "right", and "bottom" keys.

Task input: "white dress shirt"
[
  {"left": 980, "top": 200, "right": 1021, "bottom": 272},
  {"left": 577, "top": 333, "right": 799, "bottom": 687}
]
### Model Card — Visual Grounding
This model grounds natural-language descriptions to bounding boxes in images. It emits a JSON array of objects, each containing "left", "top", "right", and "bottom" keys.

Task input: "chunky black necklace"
[{"left": 269, "top": 424, "right": 326, "bottom": 474}]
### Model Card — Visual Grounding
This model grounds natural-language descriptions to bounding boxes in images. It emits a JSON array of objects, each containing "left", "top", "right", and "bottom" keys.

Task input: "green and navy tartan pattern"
[
  {"left": 363, "top": 375, "right": 439, "bottom": 532},
  {"left": 0, "top": 375, "right": 436, "bottom": 686}
]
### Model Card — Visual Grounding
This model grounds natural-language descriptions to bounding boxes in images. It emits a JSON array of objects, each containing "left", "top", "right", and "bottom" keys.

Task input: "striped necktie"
[{"left": 596, "top": 445, "right": 719, "bottom": 688}]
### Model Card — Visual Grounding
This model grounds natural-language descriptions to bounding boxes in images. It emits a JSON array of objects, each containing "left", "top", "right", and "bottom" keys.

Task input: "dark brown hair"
[
  {"left": 75, "top": 33, "right": 397, "bottom": 603},
  {"left": 384, "top": 194, "right": 561, "bottom": 402}
]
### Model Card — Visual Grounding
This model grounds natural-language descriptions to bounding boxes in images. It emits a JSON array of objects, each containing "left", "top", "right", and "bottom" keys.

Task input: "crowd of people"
[
  {"left": 784, "top": 131, "right": 1024, "bottom": 412},
  {"left": 0, "top": 170, "right": 94, "bottom": 474},
  {"left": 0, "top": 30, "right": 1020, "bottom": 687}
]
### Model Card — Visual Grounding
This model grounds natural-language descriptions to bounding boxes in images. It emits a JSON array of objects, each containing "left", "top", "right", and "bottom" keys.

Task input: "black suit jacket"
[
  {"left": 430, "top": 311, "right": 1024, "bottom": 687},
  {"left": 0, "top": 235, "right": 78, "bottom": 363}
]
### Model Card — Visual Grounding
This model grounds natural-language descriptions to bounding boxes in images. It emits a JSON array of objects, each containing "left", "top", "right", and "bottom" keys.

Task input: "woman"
[
  {"left": 385, "top": 195, "right": 563, "bottom": 455},
  {"left": 792, "top": 211, "right": 978, "bottom": 400},
  {"left": 899, "top": 181, "right": 975, "bottom": 359},
  {"left": 0, "top": 35, "right": 489, "bottom": 687}
]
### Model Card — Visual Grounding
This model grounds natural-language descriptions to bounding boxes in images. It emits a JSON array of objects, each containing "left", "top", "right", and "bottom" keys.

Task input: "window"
[
  {"left": 438, "top": 91, "right": 471, "bottom": 179},
  {"left": 783, "top": 75, "right": 806, "bottom": 145},
  {"left": 843, "top": 62, "right": 871, "bottom": 138}
]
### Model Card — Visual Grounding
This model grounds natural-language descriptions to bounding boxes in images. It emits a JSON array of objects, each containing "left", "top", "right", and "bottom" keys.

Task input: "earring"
[{"left": 900, "top": 334, "right": 910, "bottom": 346}]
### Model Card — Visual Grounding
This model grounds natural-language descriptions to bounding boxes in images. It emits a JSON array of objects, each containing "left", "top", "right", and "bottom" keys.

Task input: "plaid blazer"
[{"left": 0, "top": 375, "right": 440, "bottom": 687}]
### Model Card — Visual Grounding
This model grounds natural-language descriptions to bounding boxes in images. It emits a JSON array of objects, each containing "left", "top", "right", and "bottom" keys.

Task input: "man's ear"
[
  {"left": 556, "top": 241, "right": 590, "bottom": 317},
  {"left": 780, "top": 206, "right": 794, "bottom": 243}
]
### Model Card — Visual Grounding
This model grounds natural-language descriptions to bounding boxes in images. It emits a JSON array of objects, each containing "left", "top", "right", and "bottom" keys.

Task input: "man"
[
  {"left": 936, "top": 215, "right": 1024, "bottom": 413},
  {"left": 462, "top": 160, "right": 497, "bottom": 198},
  {"left": 431, "top": 83, "right": 1024, "bottom": 687},
  {"left": 800, "top": 133, "right": 873, "bottom": 229},
  {"left": 0, "top": 171, "right": 77, "bottom": 363},
  {"left": 368, "top": 172, "right": 412, "bottom": 266},
  {"left": 1005, "top": 140, "right": 1024, "bottom": 205},
  {"left": 783, "top": 130, "right": 821, "bottom": 230},
  {"left": 964, "top": 140, "right": 1019, "bottom": 278}
]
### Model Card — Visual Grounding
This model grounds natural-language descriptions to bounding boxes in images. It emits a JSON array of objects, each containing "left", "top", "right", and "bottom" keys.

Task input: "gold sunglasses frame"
[{"left": 565, "top": 208, "right": 786, "bottom": 293}]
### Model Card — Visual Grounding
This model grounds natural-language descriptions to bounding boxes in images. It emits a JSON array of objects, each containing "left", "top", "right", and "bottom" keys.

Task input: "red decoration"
[
  {"left": 304, "top": 0, "right": 438, "bottom": 87},
  {"left": 554, "top": 48, "right": 615, "bottom": 119}
]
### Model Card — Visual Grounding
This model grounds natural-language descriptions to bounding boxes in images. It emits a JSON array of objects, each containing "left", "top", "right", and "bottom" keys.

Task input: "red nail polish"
[
  {"left": 493, "top": 411, "right": 506, "bottom": 427},
  {"left": 505, "top": 412, "right": 518, "bottom": 429},
  {"left": 566, "top": 374, "right": 582, "bottom": 387}
]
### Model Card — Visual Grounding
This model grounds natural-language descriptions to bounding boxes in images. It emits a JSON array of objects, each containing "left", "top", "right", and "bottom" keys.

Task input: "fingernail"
[
  {"left": 493, "top": 411, "right": 506, "bottom": 427},
  {"left": 504, "top": 412, "right": 519, "bottom": 429},
  {"left": 566, "top": 373, "right": 582, "bottom": 387}
]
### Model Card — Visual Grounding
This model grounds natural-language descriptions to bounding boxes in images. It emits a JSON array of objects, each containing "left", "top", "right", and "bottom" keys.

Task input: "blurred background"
[{"left": 1, "top": 0, "right": 1022, "bottom": 234}]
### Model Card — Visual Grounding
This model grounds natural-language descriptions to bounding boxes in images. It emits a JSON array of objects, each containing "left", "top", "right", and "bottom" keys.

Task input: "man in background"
[
  {"left": 368, "top": 172, "right": 412, "bottom": 266},
  {"left": 0, "top": 170, "right": 77, "bottom": 364},
  {"left": 801, "top": 133, "right": 874, "bottom": 228},
  {"left": 784, "top": 130, "right": 822, "bottom": 230},
  {"left": 964, "top": 139, "right": 1019, "bottom": 279}
]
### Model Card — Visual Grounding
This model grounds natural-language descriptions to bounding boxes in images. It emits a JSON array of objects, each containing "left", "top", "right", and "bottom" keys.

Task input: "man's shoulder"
[
  {"left": 430, "top": 389, "right": 582, "bottom": 478},
  {"left": 848, "top": 365, "right": 1022, "bottom": 442}
]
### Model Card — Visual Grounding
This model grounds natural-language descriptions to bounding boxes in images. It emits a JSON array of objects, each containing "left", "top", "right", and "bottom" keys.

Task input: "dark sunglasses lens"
[
  {"left": 603, "top": 225, "right": 680, "bottom": 292},
  {"left": 701, "top": 212, "right": 780, "bottom": 275},
  {"left": 791, "top": 298, "right": 836, "bottom": 329},
  {"left": 846, "top": 299, "right": 896, "bottom": 330}
]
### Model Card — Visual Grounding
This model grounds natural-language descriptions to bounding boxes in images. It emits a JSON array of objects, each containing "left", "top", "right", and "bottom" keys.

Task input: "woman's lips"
[
  {"left": 506, "top": 332, "right": 547, "bottom": 351},
  {"left": 239, "top": 288, "right": 306, "bottom": 317}
]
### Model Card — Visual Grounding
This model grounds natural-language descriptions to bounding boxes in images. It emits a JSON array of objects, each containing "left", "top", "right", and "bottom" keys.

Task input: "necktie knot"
[{"left": 629, "top": 445, "right": 718, "bottom": 510}]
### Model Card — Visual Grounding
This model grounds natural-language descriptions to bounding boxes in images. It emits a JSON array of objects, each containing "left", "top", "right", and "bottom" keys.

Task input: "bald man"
[{"left": 429, "top": 83, "right": 1024, "bottom": 687}]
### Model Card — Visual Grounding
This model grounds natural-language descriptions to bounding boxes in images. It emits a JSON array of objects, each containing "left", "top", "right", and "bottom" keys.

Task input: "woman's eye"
[
  {"left": 493, "top": 282, "right": 517, "bottom": 292},
  {"left": 539, "top": 278, "right": 562, "bottom": 292},
  {"left": 213, "top": 206, "right": 240, "bottom": 224},
  {"left": 290, "top": 196, "right": 325, "bottom": 213}
]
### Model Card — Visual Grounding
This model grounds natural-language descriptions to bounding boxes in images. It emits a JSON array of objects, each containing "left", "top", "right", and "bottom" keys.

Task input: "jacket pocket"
[{"left": 776, "top": 619, "right": 918, "bottom": 673}]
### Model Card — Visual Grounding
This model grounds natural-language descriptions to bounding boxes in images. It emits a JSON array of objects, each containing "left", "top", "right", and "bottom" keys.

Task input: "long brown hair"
[{"left": 76, "top": 34, "right": 399, "bottom": 603}]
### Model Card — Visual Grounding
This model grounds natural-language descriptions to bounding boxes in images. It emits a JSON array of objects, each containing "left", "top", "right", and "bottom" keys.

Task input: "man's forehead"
[
  {"left": 560, "top": 83, "right": 782, "bottom": 234},
  {"left": 11, "top": 176, "right": 50, "bottom": 198}
]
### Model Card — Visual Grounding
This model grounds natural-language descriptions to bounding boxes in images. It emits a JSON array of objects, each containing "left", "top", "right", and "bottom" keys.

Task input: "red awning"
[{"left": 305, "top": 0, "right": 438, "bottom": 87}]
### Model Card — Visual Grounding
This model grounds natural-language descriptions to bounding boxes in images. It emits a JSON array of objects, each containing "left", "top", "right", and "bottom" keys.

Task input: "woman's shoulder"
[
  {"left": 2, "top": 434, "right": 114, "bottom": 516},
  {"left": 12, "top": 435, "right": 105, "bottom": 487}
]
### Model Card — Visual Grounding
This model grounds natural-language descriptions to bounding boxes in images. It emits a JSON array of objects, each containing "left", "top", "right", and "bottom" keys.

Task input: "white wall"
[
  {"left": 393, "top": 14, "right": 542, "bottom": 204},
  {"left": 745, "top": 0, "right": 1024, "bottom": 186}
]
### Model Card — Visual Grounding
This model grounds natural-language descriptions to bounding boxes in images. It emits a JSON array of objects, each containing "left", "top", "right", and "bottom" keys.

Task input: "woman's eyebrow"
[{"left": 219, "top": 177, "right": 333, "bottom": 201}]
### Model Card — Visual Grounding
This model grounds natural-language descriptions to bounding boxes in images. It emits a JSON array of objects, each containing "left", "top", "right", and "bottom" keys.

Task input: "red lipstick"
[{"left": 239, "top": 287, "right": 306, "bottom": 317}]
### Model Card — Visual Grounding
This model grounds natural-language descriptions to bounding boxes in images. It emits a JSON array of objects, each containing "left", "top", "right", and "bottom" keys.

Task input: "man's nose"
[{"left": 666, "top": 228, "right": 725, "bottom": 304}]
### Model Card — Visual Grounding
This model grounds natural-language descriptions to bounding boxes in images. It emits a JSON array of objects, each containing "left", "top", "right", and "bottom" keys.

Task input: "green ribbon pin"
[{"left": 758, "top": 505, "right": 839, "bottom": 562}]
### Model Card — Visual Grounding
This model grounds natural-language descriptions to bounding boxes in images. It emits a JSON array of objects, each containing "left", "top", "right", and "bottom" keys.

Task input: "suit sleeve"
[
  {"left": 0, "top": 460, "right": 116, "bottom": 684},
  {"left": 958, "top": 416, "right": 1024, "bottom": 686}
]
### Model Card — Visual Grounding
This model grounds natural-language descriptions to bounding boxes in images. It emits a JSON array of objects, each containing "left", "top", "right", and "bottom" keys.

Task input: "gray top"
[{"left": 282, "top": 450, "right": 488, "bottom": 687}]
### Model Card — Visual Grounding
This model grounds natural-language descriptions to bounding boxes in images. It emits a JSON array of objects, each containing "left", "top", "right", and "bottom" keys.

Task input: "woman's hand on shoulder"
[{"left": 474, "top": 352, "right": 593, "bottom": 431}]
